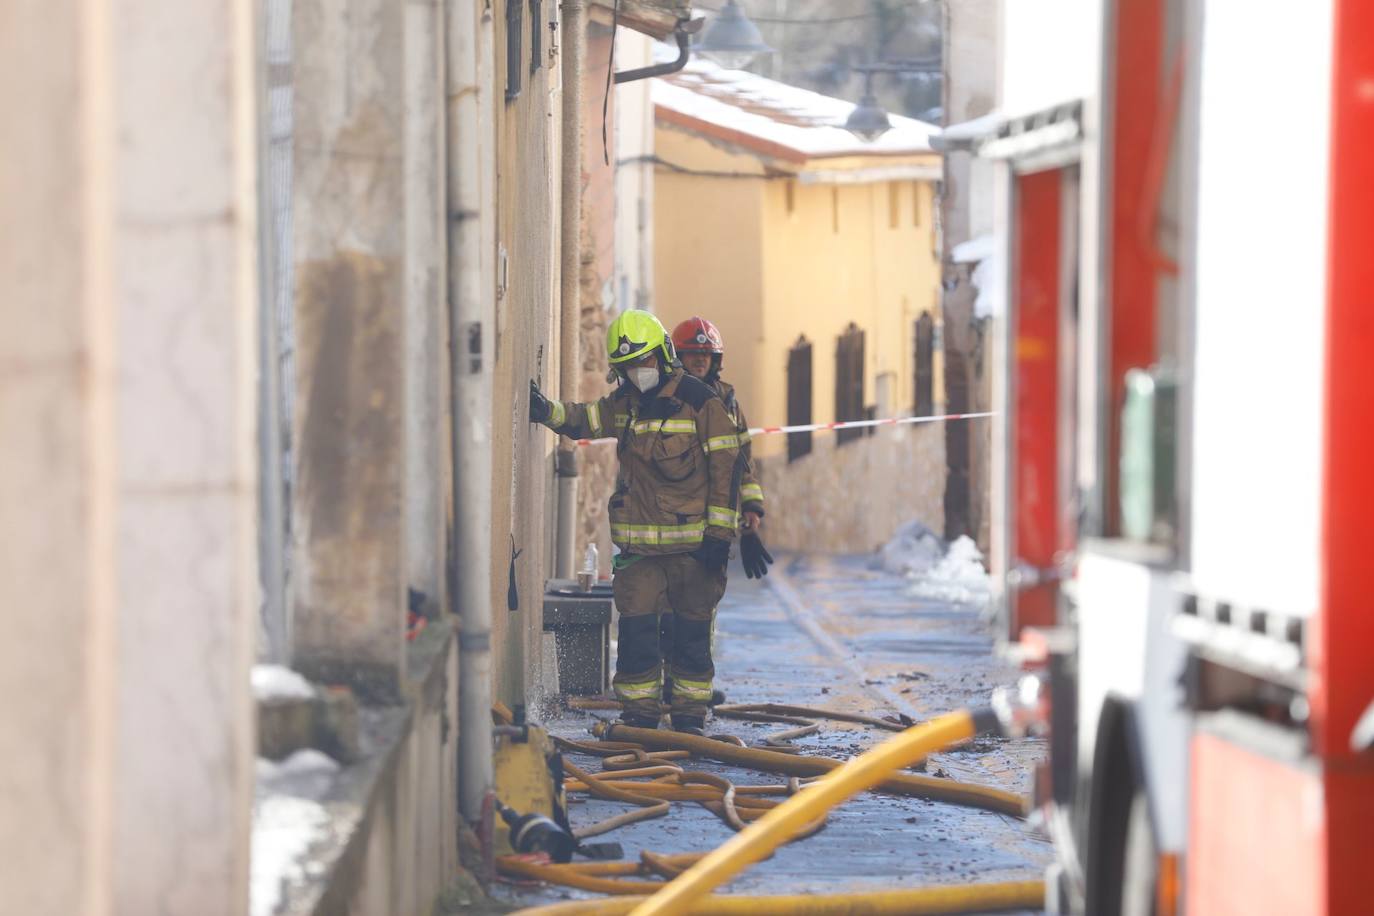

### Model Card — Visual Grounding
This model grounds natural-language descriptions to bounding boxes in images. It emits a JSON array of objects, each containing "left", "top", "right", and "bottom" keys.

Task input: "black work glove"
[
  {"left": 692, "top": 537, "right": 731, "bottom": 573},
  {"left": 529, "top": 380, "right": 551, "bottom": 425},
  {"left": 740, "top": 532, "right": 774, "bottom": 579}
]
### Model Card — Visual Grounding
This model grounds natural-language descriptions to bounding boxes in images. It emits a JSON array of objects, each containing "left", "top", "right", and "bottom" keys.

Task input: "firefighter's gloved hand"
[
  {"left": 529, "top": 380, "right": 551, "bottom": 424},
  {"left": 740, "top": 532, "right": 773, "bottom": 579},
  {"left": 692, "top": 537, "right": 731, "bottom": 573}
]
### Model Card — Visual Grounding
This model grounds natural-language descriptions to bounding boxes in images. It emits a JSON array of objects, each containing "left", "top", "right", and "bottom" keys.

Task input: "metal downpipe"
[
  {"left": 556, "top": 0, "right": 585, "bottom": 580},
  {"left": 445, "top": 0, "right": 495, "bottom": 824}
]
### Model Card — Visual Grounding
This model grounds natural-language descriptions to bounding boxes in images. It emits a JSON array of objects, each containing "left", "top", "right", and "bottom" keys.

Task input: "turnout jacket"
[
  {"left": 543, "top": 369, "right": 743, "bottom": 556},
  {"left": 712, "top": 379, "right": 765, "bottom": 518}
]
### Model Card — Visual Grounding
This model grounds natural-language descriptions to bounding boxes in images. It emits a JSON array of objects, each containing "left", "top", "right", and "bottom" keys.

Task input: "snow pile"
[
  {"left": 251, "top": 795, "right": 331, "bottom": 916},
  {"left": 252, "top": 750, "right": 341, "bottom": 916},
  {"left": 252, "top": 664, "right": 316, "bottom": 702},
  {"left": 257, "top": 749, "right": 340, "bottom": 800},
  {"left": 876, "top": 521, "right": 945, "bottom": 576},
  {"left": 907, "top": 535, "right": 992, "bottom": 606}
]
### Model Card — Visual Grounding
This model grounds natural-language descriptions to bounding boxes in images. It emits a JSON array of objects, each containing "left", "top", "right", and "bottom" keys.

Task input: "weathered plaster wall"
[
  {"left": 490, "top": 0, "right": 561, "bottom": 706},
  {"left": 290, "top": 0, "right": 410, "bottom": 697}
]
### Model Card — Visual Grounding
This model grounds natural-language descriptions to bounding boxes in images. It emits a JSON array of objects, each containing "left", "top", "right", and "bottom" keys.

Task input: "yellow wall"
[
  {"left": 654, "top": 122, "right": 942, "bottom": 460},
  {"left": 653, "top": 124, "right": 767, "bottom": 418}
]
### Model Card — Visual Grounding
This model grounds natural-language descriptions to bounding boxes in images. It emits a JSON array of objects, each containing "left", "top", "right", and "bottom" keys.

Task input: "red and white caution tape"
[{"left": 572, "top": 411, "right": 994, "bottom": 446}]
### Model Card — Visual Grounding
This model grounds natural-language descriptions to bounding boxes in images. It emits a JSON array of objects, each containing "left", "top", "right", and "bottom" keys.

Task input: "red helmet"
[{"left": 671, "top": 317, "right": 725, "bottom": 354}]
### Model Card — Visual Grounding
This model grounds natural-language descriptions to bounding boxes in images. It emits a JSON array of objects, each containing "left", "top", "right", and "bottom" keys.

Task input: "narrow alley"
[
  {"left": 13, "top": 0, "right": 1374, "bottom": 912},
  {"left": 493, "top": 547, "right": 1051, "bottom": 911}
]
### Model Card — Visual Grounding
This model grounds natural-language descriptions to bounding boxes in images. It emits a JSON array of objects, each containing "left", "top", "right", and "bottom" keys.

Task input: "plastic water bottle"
[{"left": 579, "top": 543, "right": 598, "bottom": 591}]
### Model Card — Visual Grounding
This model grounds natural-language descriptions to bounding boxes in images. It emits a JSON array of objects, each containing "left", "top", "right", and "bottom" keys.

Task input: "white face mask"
[{"left": 629, "top": 366, "right": 660, "bottom": 393}]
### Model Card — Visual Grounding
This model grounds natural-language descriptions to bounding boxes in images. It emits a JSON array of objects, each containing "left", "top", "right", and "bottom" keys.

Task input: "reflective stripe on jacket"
[
  {"left": 542, "top": 369, "right": 742, "bottom": 556},
  {"left": 713, "top": 379, "right": 765, "bottom": 518}
]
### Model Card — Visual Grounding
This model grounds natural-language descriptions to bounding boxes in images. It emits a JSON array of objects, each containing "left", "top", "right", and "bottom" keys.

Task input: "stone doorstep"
[{"left": 262, "top": 619, "right": 472, "bottom": 916}]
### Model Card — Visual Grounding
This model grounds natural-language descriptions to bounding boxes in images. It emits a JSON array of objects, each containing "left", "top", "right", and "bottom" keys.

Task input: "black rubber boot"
[{"left": 670, "top": 714, "right": 706, "bottom": 736}]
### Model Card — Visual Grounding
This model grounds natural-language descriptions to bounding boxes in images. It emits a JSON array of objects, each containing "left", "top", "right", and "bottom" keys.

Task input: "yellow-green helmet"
[{"left": 606, "top": 309, "right": 676, "bottom": 367}]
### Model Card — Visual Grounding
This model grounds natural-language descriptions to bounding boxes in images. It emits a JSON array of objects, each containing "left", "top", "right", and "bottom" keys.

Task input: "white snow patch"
[
  {"left": 252, "top": 664, "right": 316, "bottom": 702},
  {"left": 257, "top": 749, "right": 340, "bottom": 801},
  {"left": 652, "top": 56, "right": 938, "bottom": 159},
  {"left": 251, "top": 795, "right": 331, "bottom": 916},
  {"left": 950, "top": 233, "right": 1004, "bottom": 319},
  {"left": 876, "top": 521, "right": 945, "bottom": 577},
  {"left": 951, "top": 233, "right": 995, "bottom": 264},
  {"left": 907, "top": 536, "right": 991, "bottom": 606},
  {"left": 252, "top": 750, "right": 341, "bottom": 916},
  {"left": 971, "top": 248, "right": 1004, "bottom": 319}
]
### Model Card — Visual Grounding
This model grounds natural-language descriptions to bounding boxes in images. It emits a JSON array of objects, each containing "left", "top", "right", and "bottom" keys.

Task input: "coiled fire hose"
[
  {"left": 625, "top": 708, "right": 1017, "bottom": 916},
  {"left": 506, "top": 698, "right": 1041, "bottom": 914},
  {"left": 593, "top": 720, "right": 1025, "bottom": 816}
]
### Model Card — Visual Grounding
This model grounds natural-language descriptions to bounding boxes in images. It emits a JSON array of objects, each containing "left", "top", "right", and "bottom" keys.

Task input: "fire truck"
[{"left": 958, "top": 1, "right": 1374, "bottom": 913}]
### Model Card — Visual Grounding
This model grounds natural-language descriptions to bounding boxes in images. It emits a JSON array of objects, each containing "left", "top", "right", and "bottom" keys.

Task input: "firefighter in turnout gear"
[
  {"left": 671, "top": 317, "right": 774, "bottom": 579},
  {"left": 528, "top": 310, "right": 742, "bottom": 734}
]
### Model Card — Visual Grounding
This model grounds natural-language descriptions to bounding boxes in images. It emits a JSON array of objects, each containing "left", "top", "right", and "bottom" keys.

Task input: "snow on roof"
[
  {"left": 951, "top": 233, "right": 996, "bottom": 264},
  {"left": 652, "top": 56, "right": 940, "bottom": 162}
]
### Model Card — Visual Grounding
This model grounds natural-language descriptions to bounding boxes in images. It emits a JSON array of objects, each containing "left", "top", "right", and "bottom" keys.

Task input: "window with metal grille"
[
  {"left": 786, "top": 336, "right": 813, "bottom": 462},
  {"left": 529, "top": 0, "right": 542, "bottom": 74},
  {"left": 914, "top": 311, "right": 934, "bottom": 416},
  {"left": 506, "top": 0, "right": 522, "bottom": 101},
  {"left": 835, "top": 323, "right": 866, "bottom": 446}
]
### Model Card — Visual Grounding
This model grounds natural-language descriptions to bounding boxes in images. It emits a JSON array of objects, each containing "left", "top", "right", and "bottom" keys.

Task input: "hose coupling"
[{"left": 989, "top": 675, "right": 1049, "bottom": 739}]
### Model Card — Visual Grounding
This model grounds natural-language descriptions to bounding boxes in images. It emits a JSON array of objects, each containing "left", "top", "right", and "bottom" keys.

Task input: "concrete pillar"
[
  {"left": 1, "top": 2, "right": 118, "bottom": 909},
  {"left": 2, "top": 0, "right": 260, "bottom": 911},
  {"left": 290, "top": 0, "right": 408, "bottom": 696}
]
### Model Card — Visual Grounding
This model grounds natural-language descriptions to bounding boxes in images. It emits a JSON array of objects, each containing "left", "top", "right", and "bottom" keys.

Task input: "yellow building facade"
[
  {"left": 652, "top": 63, "right": 948, "bottom": 552},
  {"left": 653, "top": 70, "right": 944, "bottom": 463}
]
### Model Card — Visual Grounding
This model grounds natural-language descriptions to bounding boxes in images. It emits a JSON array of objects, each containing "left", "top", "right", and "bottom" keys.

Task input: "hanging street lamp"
[
  {"left": 844, "top": 59, "right": 944, "bottom": 143},
  {"left": 695, "top": 0, "right": 774, "bottom": 71}
]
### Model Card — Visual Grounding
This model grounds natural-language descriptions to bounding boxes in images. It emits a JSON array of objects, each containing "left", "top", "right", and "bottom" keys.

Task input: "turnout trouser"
[{"left": 612, "top": 553, "right": 727, "bottom": 721}]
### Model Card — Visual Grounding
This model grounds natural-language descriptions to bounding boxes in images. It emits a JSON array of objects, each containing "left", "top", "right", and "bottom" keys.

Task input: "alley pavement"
[{"left": 495, "top": 551, "right": 1052, "bottom": 913}]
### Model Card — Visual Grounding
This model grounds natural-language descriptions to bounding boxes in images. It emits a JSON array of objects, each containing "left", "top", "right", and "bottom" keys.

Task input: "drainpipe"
[
  {"left": 556, "top": 0, "right": 585, "bottom": 581},
  {"left": 445, "top": 0, "right": 495, "bottom": 826}
]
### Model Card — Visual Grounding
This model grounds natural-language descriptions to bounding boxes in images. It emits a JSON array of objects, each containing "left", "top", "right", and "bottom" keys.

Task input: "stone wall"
[
  {"left": 757, "top": 423, "right": 947, "bottom": 556},
  {"left": 576, "top": 227, "right": 618, "bottom": 577}
]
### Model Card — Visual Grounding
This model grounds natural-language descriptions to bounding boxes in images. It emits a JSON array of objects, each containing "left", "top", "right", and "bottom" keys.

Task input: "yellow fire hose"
[
  {"left": 514, "top": 881, "right": 1045, "bottom": 915},
  {"left": 498, "top": 852, "right": 706, "bottom": 895},
  {"left": 507, "top": 701, "right": 1040, "bottom": 915},
  {"left": 623, "top": 709, "right": 1009, "bottom": 916},
  {"left": 563, "top": 757, "right": 827, "bottom": 840},
  {"left": 594, "top": 720, "right": 1025, "bottom": 817}
]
